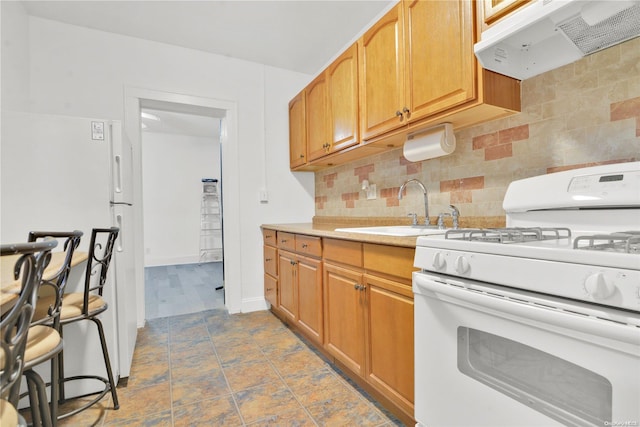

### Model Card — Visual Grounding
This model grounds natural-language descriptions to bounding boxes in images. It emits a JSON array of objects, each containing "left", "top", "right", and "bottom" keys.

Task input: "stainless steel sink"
[{"left": 334, "top": 225, "right": 448, "bottom": 237}]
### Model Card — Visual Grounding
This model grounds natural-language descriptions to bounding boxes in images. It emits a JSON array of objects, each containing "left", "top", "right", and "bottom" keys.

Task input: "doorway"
[
  {"left": 139, "top": 104, "right": 224, "bottom": 319},
  {"left": 124, "top": 88, "right": 241, "bottom": 327}
]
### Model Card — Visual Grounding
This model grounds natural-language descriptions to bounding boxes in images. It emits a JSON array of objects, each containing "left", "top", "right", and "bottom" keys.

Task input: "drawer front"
[
  {"left": 264, "top": 245, "right": 278, "bottom": 276},
  {"left": 277, "top": 231, "right": 296, "bottom": 251},
  {"left": 296, "top": 235, "right": 322, "bottom": 257},
  {"left": 323, "top": 238, "right": 363, "bottom": 268},
  {"left": 264, "top": 273, "right": 277, "bottom": 307},
  {"left": 363, "top": 243, "right": 416, "bottom": 280},
  {"left": 263, "top": 228, "right": 277, "bottom": 246}
]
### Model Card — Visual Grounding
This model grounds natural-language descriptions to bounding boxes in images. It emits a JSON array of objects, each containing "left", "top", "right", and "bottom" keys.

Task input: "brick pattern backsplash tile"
[{"left": 315, "top": 38, "right": 640, "bottom": 220}]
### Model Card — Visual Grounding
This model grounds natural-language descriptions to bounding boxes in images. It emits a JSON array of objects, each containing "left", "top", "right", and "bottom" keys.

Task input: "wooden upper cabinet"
[
  {"left": 480, "top": 0, "right": 531, "bottom": 30},
  {"left": 288, "top": 91, "right": 306, "bottom": 169},
  {"left": 327, "top": 43, "right": 359, "bottom": 154},
  {"left": 359, "top": 3, "right": 406, "bottom": 142},
  {"left": 404, "top": 0, "right": 475, "bottom": 122},
  {"left": 306, "top": 73, "right": 330, "bottom": 162}
]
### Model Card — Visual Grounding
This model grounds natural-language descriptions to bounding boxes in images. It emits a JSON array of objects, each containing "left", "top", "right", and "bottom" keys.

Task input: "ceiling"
[{"left": 21, "top": 0, "right": 394, "bottom": 75}]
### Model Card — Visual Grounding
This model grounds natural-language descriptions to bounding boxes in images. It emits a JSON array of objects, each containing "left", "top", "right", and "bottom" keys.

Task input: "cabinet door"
[
  {"left": 404, "top": 0, "right": 475, "bottom": 122},
  {"left": 297, "top": 255, "right": 323, "bottom": 344},
  {"left": 324, "top": 263, "right": 365, "bottom": 376},
  {"left": 365, "top": 274, "right": 414, "bottom": 416},
  {"left": 264, "top": 273, "right": 278, "bottom": 307},
  {"left": 278, "top": 251, "right": 297, "bottom": 322},
  {"left": 359, "top": 3, "right": 406, "bottom": 141},
  {"left": 288, "top": 91, "right": 306, "bottom": 169},
  {"left": 327, "top": 43, "right": 359, "bottom": 153},
  {"left": 306, "top": 73, "right": 330, "bottom": 161},
  {"left": 481, "top": 0, "right": 530, "bottom": 28}
]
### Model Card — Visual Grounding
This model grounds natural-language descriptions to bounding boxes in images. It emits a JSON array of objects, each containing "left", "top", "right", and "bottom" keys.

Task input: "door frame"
[{"left": 124, "top": 87, "right": 241, "bottom": 326}]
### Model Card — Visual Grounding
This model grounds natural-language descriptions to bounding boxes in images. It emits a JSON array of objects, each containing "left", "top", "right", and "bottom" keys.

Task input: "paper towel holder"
[{"left": 403, "top": 122, "right": 456, "bottom": 162}]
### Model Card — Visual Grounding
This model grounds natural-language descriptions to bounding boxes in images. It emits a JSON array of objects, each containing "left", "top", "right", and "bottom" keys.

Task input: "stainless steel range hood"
[{"left": 474, "top": 0, "right": 640, "bottom": 80}]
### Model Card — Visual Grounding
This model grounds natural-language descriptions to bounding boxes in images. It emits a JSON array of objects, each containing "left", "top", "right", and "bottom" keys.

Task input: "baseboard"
[{"left": 241, "top": 296, "right": 269, "bottom": 313}]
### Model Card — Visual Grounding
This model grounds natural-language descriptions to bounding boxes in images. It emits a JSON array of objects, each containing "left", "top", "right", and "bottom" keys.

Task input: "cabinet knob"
[
  {"left": 265, "top": 257, "right": 272, "bottom": 262},
  {"left": 403, "top": 106, "right": 410, "bottom": 118},
  {"left": 302, "top": 243, "right": 308, "bottom": 248},
  {"left": 299, "top": 154, "right": 305, "bottom": 159},
  {"left": 395, "top": 110, "right": 403, "bottom": 120}
]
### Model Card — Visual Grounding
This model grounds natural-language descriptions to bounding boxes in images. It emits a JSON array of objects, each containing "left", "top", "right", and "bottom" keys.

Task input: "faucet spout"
[{"left": 398, "top": 179, "right": 430, "bottom": 226}]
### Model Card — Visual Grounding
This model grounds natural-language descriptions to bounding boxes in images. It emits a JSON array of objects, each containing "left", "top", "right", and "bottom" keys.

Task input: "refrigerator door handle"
[
  {"left": 114, "top": 154, "right": 123, "bottom": 195},
  {"left": 115, "top": 213, "right": 124, "bottom": 252},
  {"left": 110, "top": 201, "right": 132, "bottom": 206}
]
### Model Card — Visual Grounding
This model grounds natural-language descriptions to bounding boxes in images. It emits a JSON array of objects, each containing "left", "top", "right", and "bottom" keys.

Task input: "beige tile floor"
[{"left": 53, "top": 309, "right": 403, "bottom": 426}]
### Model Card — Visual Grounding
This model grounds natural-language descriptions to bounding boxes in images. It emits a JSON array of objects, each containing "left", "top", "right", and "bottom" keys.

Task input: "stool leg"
[
  {"left": 24, "top": 369, "right": 54, "bottom": 427},
  {"left": 91, "top": 317, "right": 119, "bottom": 409},
  {"left": 26, "top": 371, "right": 43, "bottom": 427}
]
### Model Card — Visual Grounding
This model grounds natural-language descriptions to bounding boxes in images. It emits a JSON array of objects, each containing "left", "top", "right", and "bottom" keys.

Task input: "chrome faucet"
[{"left": 398, "top": 179, "right": 430, "bottom": 226}]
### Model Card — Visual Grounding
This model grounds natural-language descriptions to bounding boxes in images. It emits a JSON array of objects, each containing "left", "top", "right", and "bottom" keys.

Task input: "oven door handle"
[{"left": 414, "top": 274, "right": 640, "bottom": 348}]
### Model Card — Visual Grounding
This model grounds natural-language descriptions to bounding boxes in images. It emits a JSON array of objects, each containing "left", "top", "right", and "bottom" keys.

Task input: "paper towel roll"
[{"left": 403, "top": 123, "right": 456, "bottom": 162}]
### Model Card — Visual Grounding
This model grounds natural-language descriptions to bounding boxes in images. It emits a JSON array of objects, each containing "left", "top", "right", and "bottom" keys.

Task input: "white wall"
[
  {"left": 142, "top": 131, "right": 220, "bottom": 266},
  {"left": 0, "top": 1, "right": 30, "bottom": 112},
  {"left": 1, "top": 13, "right": 315, "bottom": 315}
]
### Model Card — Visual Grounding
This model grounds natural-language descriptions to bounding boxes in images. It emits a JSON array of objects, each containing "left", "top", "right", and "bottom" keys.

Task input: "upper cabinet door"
[
  {"left": 327, "top": 43, "right": 359, "bottom": 154},
  {"left": 288, "top": 91, "right": 306, "bottom": 169},
  {"left": 404, "top": 0, "right": 475, "bottom": 122},
  {"left": 306, "top": 73, "right": 330, "bottom": 162},
  {"left": 481, "top": 0, "right": 531, "bottom": 29},
  {"left": 359, "top": 3, "right": 406, "bottom": 142}
]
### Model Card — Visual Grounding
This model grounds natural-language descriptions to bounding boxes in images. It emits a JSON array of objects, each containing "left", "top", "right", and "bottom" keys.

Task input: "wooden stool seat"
[
  {"left": 24, "top": 326, "right": 62, "bottom": 367},
  {"left": 0, "top": 399, "right": 20, "bottom": 427},
  {"left": 34, "top": 294, "right": 106, "bottom": 322}
]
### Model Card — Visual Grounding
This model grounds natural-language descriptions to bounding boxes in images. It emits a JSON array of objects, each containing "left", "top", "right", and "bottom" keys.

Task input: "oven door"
[{"left": 413, "top": 272, "right": 640, "bottom": 427}]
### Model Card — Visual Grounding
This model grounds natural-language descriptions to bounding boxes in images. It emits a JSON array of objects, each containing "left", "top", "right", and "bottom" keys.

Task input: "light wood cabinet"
[
  {"left": 364, "top": 273, "right": 414, "bottom": 417},
  {"left": 288, "top": 91, "right": 306, "bottom": 169},
  {"left": 327, "top": 43, "right": 360, "bottom": 154},
  {"left": 263, "top": 228, "right": 278, "bottom": 308},
  {"left": 324, "top": 262, "right": 366, "bottom": 376},
  {"left": 358, "top": 3, "right": 406, "bottom": 141},
  {"left": 288, "top": 0, "right": 521, "bottom": 169},
  {"left": 480, "top": 0, "right": 531, "bottom": 30},
  {"left": 273, "top": 233, "right": 324, "bottom": 345},
  {"left": 404, "top": 0, "right": 475, "bottom": 122},
  {"left": 278, "top": 249, "right": 297, "bottom": 322},
  {"left": 306, "top": 73, "right": 330, "bottom": 162}
]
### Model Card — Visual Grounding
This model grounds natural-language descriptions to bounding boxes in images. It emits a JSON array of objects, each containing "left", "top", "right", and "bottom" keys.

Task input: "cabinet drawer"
[
  {"left": 363, "top": 244, "right": 416, "bottom": 280},
  {"left": 264, "top": 245, "right": 278, "bottom": 277},
  {"left": 263, "top": 228, "right": 277, "bottom": 246},
  {"left": 324, "top": 238, "right": 363, "bottom": 268},
  {"left": 277, "top": 231, "right": 296, "bottom": 251},
  {"left": 264, "top": 273, "right": 277, "bottom": 307},
  {"left": 296, "top": 235, "right": 322, "bottom": 257}
]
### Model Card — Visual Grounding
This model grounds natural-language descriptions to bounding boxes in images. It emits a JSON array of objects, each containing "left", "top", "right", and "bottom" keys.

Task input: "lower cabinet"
[
  {"left": 277, "top": 247, "right": 324, "bottom": 345},
  {"left": 263, "top": 232, "right": 415, "bottom": 425},
  {"left": 365, "top": 273, "right": 414, "bottom": 417},
  {"left": 324, "top": 262, "right": 365, "bottom": 376}
]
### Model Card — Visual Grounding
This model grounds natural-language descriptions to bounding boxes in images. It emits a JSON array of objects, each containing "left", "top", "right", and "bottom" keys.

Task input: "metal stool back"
[
  {"left": 56, "top": 227, "right": 120, "bottom": 418},
  {"left": 1, "top": 240, "right": 57, "bottom": 414}
]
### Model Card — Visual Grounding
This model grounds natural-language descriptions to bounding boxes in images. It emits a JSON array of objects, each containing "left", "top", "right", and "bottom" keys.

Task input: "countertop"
[{"left": 261, "top": 223, "right": 421, "bottom": 248}]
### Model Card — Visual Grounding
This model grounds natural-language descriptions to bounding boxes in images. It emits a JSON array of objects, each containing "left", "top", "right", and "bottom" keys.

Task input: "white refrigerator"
[{"left": 1, "top": 111, "right": 138, "bottom": 395}]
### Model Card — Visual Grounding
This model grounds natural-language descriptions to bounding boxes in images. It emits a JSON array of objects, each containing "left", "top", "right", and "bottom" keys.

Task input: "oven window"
[{"left": 458, "top": 327, "right": 612, "bottom": 425}]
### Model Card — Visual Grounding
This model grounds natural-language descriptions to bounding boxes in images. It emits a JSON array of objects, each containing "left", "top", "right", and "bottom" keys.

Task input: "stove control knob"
[
  {"left": 584, "top": 272, "right": 616, "bottom": 300},
  {"left": 432, "top": 252, "right": 446, "bottom": 270},
  {"left": 455, "top": 256, "right": 470, "bottom": 275}
]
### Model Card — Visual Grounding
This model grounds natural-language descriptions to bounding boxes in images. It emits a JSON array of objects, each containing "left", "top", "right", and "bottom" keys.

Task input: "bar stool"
[
  {"left": 38, "top": 228, "right": 120, "bottom": 418},
  {"left": 1, "top": 240, "right": 57, "bottom": 427},
  {"left": 24, "top": 231, "right": 82, "bottom": 425}
]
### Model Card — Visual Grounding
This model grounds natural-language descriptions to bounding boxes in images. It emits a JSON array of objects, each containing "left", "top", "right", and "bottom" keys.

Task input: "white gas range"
[{"left": 412, "top": 162, "right": 640, "bottom": 427}]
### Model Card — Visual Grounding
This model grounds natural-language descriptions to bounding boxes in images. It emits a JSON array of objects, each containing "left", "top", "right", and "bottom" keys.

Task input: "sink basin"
[{"left": 334, "top": 225, "right": 448, "bottom": 237}]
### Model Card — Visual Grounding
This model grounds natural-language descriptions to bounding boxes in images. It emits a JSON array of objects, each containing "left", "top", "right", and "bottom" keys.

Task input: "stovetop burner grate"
[
  {"left": 574, "top": 231, "right": 640, "bottom": 254},
  {"left": 445, "top": 227, "right": 572, "bottom": 244}
]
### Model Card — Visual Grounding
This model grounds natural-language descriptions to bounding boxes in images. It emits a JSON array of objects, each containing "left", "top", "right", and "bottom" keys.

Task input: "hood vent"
[
  {"left": 557, "top": 3, "right": 640, "bottom": 55},
  {"left": 474, "top": 0, "right": 640, "bottom": 80}
]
